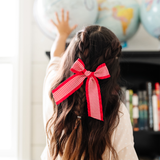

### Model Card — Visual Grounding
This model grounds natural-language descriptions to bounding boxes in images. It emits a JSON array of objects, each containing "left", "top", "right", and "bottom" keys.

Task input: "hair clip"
[{"left": 77, "top": 116, "right": 81, "bottom": 119}]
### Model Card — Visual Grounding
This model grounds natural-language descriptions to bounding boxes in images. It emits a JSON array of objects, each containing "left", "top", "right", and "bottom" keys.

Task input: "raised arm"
[{"left": 50, "top": 9, "right": 77, "bottom": 58}]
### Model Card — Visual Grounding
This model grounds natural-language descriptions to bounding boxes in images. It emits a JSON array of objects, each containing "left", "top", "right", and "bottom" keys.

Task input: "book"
[
  {"left": 142, "top": 91, "right": 148, "bottom": 130},
  {"left": 146, "top": 82, "right": 153, "bottom": 130},
  {"left": 121, "top": 87, "right": 126, "bottom": 106},
  {"left": 152, "top": 90, "right": 159, "bottom": 131},
  {"left": 129, "top": 90, "right": 133, "bottom": 126},
  {"left": 132, "top": 94, "right": 139, "bottom": 131},
  {"left": 126, "top": 90, "right": 130, "bottom": 113},
  {"left": 155, "top": 82, "right": 160, "bottom": 130},
  {"left": 138, "top": 91, "right": 144, "bottom": 130}
]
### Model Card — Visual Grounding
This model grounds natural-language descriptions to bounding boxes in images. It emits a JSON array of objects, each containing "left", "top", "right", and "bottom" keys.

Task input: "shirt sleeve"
[
  {"left": 42, "top": 56, "right": 61, "bottom": 129},
  {"left": 41, "top": 57, "right": 61, "bottom": 160},
  {"left": 117, "top": 145, "right": 139, "bottom": 160},
  {"left": 112, "top": 102, "right": 139, "bottom": 160}
]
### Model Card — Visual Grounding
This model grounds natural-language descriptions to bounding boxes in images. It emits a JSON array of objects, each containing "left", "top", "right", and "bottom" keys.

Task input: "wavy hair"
[{"left": 46, "top": 25, "right": 122, "bottom": 160}]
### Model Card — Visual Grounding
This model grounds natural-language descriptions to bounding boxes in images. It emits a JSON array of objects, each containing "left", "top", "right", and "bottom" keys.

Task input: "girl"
[{"left": 41, "top": 9, "right": 138, "bottom": 160}]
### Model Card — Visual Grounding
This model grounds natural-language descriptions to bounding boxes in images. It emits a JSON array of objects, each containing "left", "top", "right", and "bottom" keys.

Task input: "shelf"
[
  {"left": 120, "top": 51, "right": 160, "bottom": 65},
  {"left": 134, "top": 131, "right": 160, "bottom": 158},
  {"left": 46, "top": 51, "right": 160, "bottom": 65},
  {"left": 119, "top": 52, "right": 160, "bottom": 92},
  {"left": 134, "top": 130, "right": 160, "bottom": 135},
  {"left": 121, "top": 51, "right": 160, "bottom": 57}
]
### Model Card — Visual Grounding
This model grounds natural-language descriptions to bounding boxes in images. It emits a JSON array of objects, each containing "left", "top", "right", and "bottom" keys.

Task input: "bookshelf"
[
  {"left": 46, "top": 51, "right": 160, "bottom": 159},
  {"left": 120, "top": 51, "right": 160, "bottom": 159},
  {"left": 120, "top": 51, "right": 160, "bottom": 92}
]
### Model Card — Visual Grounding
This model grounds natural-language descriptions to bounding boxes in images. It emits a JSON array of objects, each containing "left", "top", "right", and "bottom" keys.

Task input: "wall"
[
  {"left": 30, "top": 1, "right": 160, "bottom": 160},
  {"left": 31, "top": 0, "right": 53, "bottom": 159}
]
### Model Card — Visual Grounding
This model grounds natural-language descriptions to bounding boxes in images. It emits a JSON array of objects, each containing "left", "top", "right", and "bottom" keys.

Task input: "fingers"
[
  {"left": 55, "top": 12, "right": 60, "bottom": 23},
  {"left": 55, "top": 9, "right": 67, "bottom": 23},
  {"left": 61, "top": 8, "right": 64, "bottom": 21},
  {"left": 66, "top": 11, "right": 69, "bottom": 22},
  {"left": 50, "top": 19, "right": 57, "bottom": 27},
  {"left": 71, "top": 24, "right": 78, "bottom": 31}
]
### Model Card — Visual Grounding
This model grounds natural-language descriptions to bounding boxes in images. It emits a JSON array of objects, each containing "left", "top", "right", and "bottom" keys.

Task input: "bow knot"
[
  {"left": 83, "top": 69, "right": 94, "bottom": 78},
  {"left": 52, "top": 58, "right": 110, "bottom": 121}
]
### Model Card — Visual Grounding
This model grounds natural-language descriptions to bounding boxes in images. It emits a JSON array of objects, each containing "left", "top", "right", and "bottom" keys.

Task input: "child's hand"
[{"left": 51, "top": 9, "right": 77, "bottom": 39}]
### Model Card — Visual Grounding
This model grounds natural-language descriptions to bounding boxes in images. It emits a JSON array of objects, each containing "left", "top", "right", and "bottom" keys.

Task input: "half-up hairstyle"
[{"left": 46, "top": 25, "right": 122, "bottom": 160}]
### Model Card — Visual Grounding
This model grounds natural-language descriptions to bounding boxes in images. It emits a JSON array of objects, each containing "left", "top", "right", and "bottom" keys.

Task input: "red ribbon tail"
[
  {"left": 52, "top": 74, "right": 85, "bottom": 104},
  {"left": 86, "top": 77, "right": 104, "bottom": 121}
]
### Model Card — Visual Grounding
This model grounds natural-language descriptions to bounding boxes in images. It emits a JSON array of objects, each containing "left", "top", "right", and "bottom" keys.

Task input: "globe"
[
  {"left": 33, "top": 0, "right": 98, "bottom": 41},
  {"left": 140, "top": 0, "right": 160, "bottom": 39},
  {"left": 96, "top": 0, "right": 140, "bottom": 42}
]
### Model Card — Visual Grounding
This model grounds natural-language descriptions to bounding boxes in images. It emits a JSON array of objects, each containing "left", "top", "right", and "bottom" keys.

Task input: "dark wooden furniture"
[{"left": 120, "top": 51, "right": 160, "bottom": 159}]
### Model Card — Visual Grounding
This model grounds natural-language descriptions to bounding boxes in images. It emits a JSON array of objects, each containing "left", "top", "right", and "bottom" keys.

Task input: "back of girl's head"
[{"left": 47, "top": 25, "right": 122, "bottom": 160}]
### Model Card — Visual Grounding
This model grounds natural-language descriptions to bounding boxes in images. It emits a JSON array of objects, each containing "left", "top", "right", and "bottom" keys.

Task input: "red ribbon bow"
[{"left": 52, "top": 58, "right": 110, "bottom": 121}]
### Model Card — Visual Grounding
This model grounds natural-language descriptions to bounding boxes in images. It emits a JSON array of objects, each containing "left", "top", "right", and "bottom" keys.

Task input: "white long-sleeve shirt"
[{"left": 41, "top": 57, "right": 139, "bottom": 160}]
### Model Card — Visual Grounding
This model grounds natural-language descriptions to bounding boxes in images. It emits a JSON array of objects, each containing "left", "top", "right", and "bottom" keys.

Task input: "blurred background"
[{"left": 1, "top": 0, "right": 160, "bottom": 160}]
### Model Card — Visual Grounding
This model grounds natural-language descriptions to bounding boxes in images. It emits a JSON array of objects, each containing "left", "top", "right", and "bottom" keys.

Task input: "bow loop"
[
  {"left": 70, "top": 58, "right": 85, "bottom": 74},
  {"left": 94, "top": 63, "right": 110, "bottom": 79}
]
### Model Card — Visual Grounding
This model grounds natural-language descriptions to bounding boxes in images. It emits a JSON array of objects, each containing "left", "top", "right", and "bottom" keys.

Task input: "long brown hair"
[{"left": 46, "top": 25, "right": 122, "bottom": 160}]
